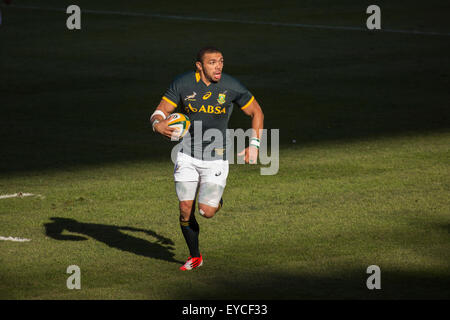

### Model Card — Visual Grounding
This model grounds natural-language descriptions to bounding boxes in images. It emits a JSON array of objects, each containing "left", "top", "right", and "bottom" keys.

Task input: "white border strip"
[
  {"left": 0, "top": 192, "right": 35, "bottom": 199},
  {"left": 0, "top": 236, "right": 31, "bottom": 242},
  {"left": 3, "top": 4, "right": 450, "bottom": 37}
]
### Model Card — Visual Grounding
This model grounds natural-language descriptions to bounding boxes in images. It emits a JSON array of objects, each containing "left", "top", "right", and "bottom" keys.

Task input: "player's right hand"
[
  {"left": 238, "top": 146, "right": 259, "bottom": 164},
  {"left": 153, "top": 118, "right": 177, "bottom": 139}
]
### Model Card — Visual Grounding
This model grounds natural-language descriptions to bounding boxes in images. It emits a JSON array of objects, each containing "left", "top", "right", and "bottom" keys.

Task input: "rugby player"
[{"left": 150, "top": 47, "right": 264, "bottom": 271}]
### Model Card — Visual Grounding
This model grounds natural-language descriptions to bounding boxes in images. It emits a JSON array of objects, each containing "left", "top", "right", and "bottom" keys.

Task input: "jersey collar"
[
  {"left": 195, "top": 71, "right": 219, "bottom": 87},
  {"left": 195, "top": 71, "right": 201, "bottom": 83}
]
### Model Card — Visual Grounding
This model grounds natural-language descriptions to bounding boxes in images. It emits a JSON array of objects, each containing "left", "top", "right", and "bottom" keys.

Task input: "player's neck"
[{"left": 198, "top": 70, "right": 213, "bottom": 86}]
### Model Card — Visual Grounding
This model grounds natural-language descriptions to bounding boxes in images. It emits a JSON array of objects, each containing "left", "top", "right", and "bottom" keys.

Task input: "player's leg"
[
  {"left": 197, "top": 182, "right": 225, "bottom": 219},
  {"left": 176, "top": 182, "right": 201, "bottom": 258},
  {"left": 197, "top": 159, "right": 228, "bottom": 219},
  {"left": 176, "top": 182, "right": 204, "bottom": 270},
  {"left": 179, "top": 199, "right": 194, "bottom": 222},
  {"left": 174, "top": 152, "right": 203, "bottom": 270}
]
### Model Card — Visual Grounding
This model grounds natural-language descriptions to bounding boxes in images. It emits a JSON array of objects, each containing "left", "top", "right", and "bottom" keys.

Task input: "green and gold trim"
[
  {"left": 162, "top": 96, "right": 177, "bottom": 107},
  {"left": 241, "top": 96, "right": 254, "bottom": 110}
]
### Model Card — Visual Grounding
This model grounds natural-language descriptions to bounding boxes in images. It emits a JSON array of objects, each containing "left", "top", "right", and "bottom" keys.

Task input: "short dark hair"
[{"left": 196, "top": 46, "right": 222, "bottom": 63}]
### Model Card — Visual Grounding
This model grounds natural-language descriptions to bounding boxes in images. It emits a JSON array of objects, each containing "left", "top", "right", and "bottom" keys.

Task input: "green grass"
[
  {"left": 0, "top": 1, "right": 449, "bottom": 299},
  {"left": 1, "top": 132, "right": 448, "bottom": 299}
]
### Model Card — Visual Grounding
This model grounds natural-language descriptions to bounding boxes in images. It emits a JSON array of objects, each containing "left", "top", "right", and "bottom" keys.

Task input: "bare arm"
[
  {"left": 241, "top": 98, "right": 264, "bottom": 139},
  {"left": 239, "top": 98, "right": 264, "bottom": 164},
  {"left": 150, "top": 99, "right": 177, "bottom": 138}
]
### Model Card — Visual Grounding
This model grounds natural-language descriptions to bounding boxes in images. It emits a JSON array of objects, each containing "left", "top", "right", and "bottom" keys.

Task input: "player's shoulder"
[
  {"left": 219, "top": 72, "right": 241, "bottom": 86},
  {"left": 219, "top": 73, "right": 248, "bottom": 92},
  {"left": 171, "top": 71, "right": 197, "bottom": 85}
]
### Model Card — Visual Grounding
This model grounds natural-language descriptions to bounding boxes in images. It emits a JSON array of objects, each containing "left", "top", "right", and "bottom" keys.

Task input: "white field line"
[
  {"left": 3, "top": 4, "right": 450, "bottom": 37},
  {"left": 0, "top": 192, "right": 36, "bottom": 199},
  {"left": 0, "top": 236, "right": 31, "bottom": 242}
]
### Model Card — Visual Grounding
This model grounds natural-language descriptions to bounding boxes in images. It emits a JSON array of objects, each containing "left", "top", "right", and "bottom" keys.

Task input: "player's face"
[{"left": 200, "top": 52, "right": 224, "bottom": 82}]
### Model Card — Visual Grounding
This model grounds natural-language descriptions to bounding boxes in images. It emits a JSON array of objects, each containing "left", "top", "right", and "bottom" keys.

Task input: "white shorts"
[{"left": 174, "top": 152, "right": 229, "bottom": 187}]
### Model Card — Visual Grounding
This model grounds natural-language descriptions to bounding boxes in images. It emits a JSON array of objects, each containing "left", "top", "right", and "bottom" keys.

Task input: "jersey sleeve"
[
  {"left": 162, "top": 77, "right": 182, "bottom": 108},
  {"left": 231, "top": 78, "right": 254, "bottom": 110}
]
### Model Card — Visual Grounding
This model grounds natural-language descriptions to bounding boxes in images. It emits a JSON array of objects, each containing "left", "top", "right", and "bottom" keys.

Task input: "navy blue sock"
[{"left": 180, "top": 205, "right": 200, "bottom": 258}]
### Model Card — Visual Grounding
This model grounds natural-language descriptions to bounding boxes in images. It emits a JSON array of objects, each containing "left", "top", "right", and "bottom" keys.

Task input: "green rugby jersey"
[{"left": 163, "top": 71, "right": 254, "bottom": 161}]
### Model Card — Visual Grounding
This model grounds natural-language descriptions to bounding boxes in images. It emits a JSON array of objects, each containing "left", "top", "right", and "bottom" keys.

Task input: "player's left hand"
[{"left": 238, "top": 146, "right": 258, "bottom": 164}]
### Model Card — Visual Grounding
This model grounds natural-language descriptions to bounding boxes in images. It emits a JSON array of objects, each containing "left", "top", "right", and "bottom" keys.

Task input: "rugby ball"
[{"left": 167, "top": 113, "right": 191, "bottom": 140}]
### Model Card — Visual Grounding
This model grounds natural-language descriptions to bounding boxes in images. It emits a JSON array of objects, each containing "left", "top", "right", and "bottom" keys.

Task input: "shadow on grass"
[
  {"left": 168, "top": 268, "right": 450, "bottom": 300},
  {"left": 44, "top": 217, "right": 183, "bottom": 264}
]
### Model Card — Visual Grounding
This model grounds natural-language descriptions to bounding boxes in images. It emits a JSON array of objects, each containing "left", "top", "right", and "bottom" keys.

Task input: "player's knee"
[
  {"left": 179, "top": 201, "right": 191, "bottom": 213},
  {"left": 199, "top": 209, "right": 215, "bottom": 219},
  {"left": 198, "top": 204, "right": 216, "bottom": 219},
  {"left": 179, "top": 201, "right": 193, "bottom": 219}
]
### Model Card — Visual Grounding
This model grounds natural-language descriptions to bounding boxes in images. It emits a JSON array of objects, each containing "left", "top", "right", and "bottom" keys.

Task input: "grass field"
[{"left": 0, "top": 1, "right": 449, "bottom": 300}]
